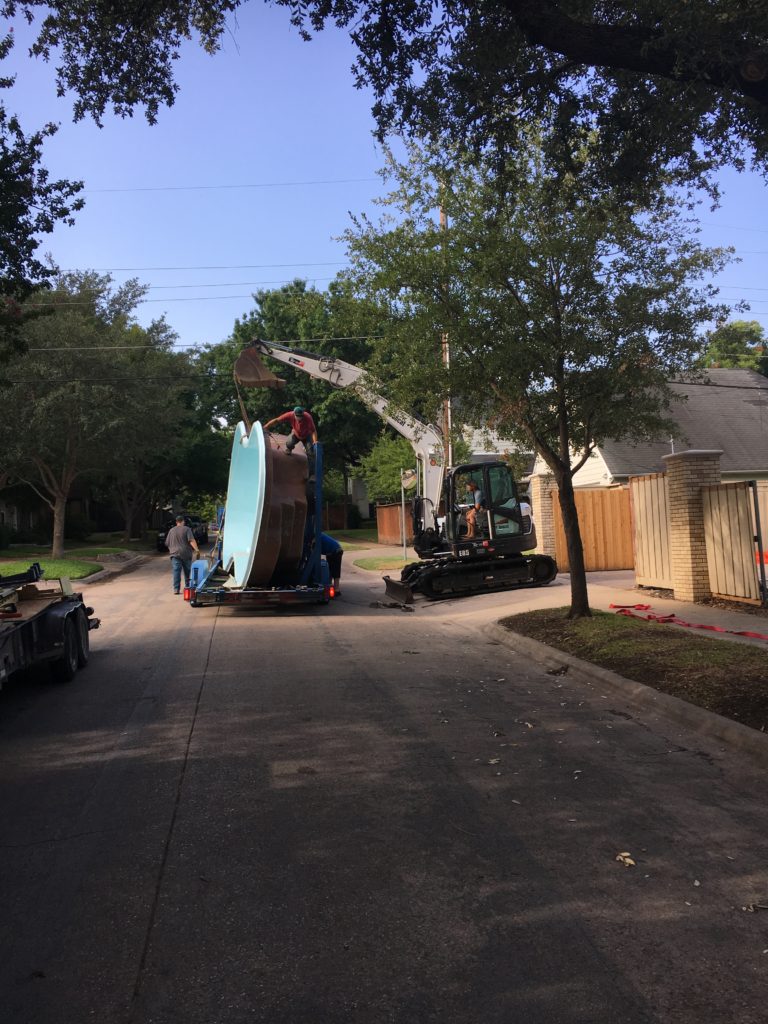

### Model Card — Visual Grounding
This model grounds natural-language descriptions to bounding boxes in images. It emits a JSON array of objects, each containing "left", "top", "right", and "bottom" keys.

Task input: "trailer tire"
[
  {"left": 75, "top": 608, "right": 90, "bottom": 667},
  {"left": 51, "top": 617, "right": 78, "bottom": 683}
]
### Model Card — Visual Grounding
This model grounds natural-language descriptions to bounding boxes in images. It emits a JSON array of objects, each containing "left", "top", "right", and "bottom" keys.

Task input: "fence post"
[
  {"left": 528, "top": 473, "right": 557, "bottom": 557},
  {"left": 661, "top": 450, "right": 722, "bottom": 602}
]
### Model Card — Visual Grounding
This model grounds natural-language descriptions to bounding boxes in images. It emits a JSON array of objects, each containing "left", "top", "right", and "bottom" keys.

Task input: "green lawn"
[
  {"left": 353, "top": 556, "right": 412, "bottom": 571},
  {"left": 501, "top": 607, "right": 768, "bottom": 733},
  {"left": 0, "top": 558, "right": 102, "bottom": 580},
  {"left": 0, "top": 532, "right": 156, "bottom": 581}
]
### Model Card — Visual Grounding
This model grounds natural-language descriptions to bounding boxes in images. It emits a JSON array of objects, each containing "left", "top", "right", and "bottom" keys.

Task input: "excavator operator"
[{"left": 464, "top": 479, "right": 485, "bottom": 538}]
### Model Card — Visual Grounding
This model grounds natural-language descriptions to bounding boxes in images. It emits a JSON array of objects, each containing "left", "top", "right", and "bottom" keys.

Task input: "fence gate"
[
  {"left": 702, "top": 481, "right": 762, "bottom": 604},
  {"left": 629, "top": 473, "right": 672, "bottom": 589},
  {"left": 552, "top": 487, "right": 633, "bottom": 572}
]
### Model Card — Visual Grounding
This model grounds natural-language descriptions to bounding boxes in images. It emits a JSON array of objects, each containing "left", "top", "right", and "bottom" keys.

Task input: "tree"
[
  {"left": 0, "top": 272, "right": 191, "bottom": 555},
  {"left": 7, "top": 3, "right": 768, "bottom": 191},
  {"left": 0, "top": 31, "right": 84, "bottom": 362},
  {"left": 281, "top": 1, "right": 768, "bottom": 192},
  {"left": 701, "top": 320, "right": 768, "bottom": 375},
  {"left": 101, "top": 335, "right": 224, "bottom": 539},
  {"left": 355, "top": 433, "right": 414, "bottom": 504},
  {"left": 343, "top": 139, "right": 732, "bottom": 617},
  {"left": 197, "top": 277, "right": 386, "bottom": 483}
]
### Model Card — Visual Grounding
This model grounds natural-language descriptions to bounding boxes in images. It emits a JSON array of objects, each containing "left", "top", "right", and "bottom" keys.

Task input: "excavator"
[{"left": 234, "top": 339, "right": 558, "bottom": 602}]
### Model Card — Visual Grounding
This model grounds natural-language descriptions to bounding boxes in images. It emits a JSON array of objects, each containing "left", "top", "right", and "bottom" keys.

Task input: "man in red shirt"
[{"left": 263, "top": 406, "right": 318, "bottom": 455}]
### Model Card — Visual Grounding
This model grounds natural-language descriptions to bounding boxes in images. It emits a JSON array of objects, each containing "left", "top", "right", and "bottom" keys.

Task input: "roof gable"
[{"left": 600, "top": 369, "right": 768, "bottom": 477}]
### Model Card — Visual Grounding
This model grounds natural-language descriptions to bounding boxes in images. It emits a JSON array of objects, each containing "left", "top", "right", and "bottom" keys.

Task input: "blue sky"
[{"left": 7, "top": 4, "right": 768, "bottom": 352}]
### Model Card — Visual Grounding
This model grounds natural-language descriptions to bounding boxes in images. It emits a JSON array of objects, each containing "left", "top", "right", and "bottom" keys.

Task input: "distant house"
[{"left": 531, "top": 368, "right": 768, "bottom": 486}]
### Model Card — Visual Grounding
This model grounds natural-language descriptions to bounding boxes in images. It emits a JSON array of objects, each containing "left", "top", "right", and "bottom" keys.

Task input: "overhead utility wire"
[
  {"left": 71, "top": 261, "right": 347, "bottom": 272},
  {"left": 8, "top": 376, "right": 767, "bottom": 389},
  {"left": 24, "top": 286, "right": 336, "bottom": 308},
  {"left": 85, "top": 177, "right": 378, "bottom": 193},
  {"left": 26, "top": 335, "right": 384, "bottom": 352}
]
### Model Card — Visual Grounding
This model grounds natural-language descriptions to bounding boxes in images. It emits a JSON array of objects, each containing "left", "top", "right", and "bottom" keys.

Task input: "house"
[{"left": 531, "top": 368, "right": 768, "bottom": 486}]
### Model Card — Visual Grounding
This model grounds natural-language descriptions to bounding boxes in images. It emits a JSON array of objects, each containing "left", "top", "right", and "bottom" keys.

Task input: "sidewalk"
[{"left": 351, "top": 544, "right": 768, "bottom": 647}]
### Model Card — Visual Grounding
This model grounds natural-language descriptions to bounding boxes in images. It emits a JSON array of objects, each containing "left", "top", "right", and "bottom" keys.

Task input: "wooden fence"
[
  {"left": 702, "top": 482, "right": 762, "bottom": 603},
  {"left": 375, "top": 501, "right": 414, "bottom": 545},
  {"left": 629, "top": 473, "right": 672, "bottom": 589},
  {"left": 756, "top": 482, "right": 768, "bottom": 566},
  {"left": 552, "top": 487, "right": 633, "bottom": 572}
]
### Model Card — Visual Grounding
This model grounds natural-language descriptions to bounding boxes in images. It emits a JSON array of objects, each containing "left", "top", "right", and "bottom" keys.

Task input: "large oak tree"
[
  {"left": 5, "top": 2, "right": 768, "bottom": 192},
  {"left": 343, "top": 139, "right": 732, "bottom": 616}
]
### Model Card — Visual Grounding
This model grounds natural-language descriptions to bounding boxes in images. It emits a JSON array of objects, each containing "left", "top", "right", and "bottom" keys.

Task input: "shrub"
[
  {"left": 347, "top": 505, "right": 363, "bottom": 529},
  {"left": 0, "top": 523, "right": 15, "bottom": 550},
  {"left": 64, "top": 512, "right": 97, "bottom": 541}
]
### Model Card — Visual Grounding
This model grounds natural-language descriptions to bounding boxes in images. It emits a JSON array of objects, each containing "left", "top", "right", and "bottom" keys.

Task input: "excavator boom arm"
[{"left": 250, "top": 340, "right": 445, "bottom": 524}]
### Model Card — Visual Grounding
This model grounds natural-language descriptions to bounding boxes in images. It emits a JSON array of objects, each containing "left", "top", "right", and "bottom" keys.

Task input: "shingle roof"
[{"left": 601, "top": 369, "right": 768, "bottom": 478}]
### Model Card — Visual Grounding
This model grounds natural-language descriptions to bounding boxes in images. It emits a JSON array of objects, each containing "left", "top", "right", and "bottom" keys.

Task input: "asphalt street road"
[{"left": 1, "top": 556, "right": 767, "bottom": 1024}]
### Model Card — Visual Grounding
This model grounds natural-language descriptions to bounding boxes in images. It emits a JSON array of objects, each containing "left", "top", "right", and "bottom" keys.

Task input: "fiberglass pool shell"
[{"left": 222, "top": 422, "right": 310, "bottom": 588}]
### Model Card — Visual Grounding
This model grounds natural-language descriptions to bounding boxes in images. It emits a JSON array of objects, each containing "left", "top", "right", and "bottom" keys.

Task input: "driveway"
[{"left": 1, "top": 555, "right": 766, "bottom": 1023}]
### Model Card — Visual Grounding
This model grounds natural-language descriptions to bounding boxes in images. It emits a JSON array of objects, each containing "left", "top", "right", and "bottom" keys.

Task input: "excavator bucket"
[
  {"left": 383, "top": 575, "right": 415, "bottom": 604},
  {"left": 233, "top": 346, "right": 287, "bottom": 389}
]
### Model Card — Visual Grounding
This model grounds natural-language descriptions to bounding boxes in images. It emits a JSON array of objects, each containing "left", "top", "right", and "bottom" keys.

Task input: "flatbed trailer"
[
  {"left": 0, "top": 563, "right": 100, "bottom": 687},
  {"left": 186, "top": 442, "right": 333, "bottom": 609},
  {"left": 187, "top": 560, "right": 330, "bottom": 608}
]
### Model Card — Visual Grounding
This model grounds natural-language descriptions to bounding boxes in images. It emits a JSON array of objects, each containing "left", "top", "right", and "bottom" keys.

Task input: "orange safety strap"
[{"left": 609, "top": 604, "right": 768, "bottom": 642}]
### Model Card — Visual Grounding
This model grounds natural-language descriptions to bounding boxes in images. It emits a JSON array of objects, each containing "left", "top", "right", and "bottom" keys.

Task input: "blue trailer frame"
[{"left": 187, "top": 443, "right": 333, "bottom": 608}]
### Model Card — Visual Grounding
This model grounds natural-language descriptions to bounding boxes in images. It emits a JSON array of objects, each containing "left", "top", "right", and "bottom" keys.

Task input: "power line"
[
  {"left": 24, "top": 285, "right": 336, "bottom": 308},
  {"left": 2, "top": 376, "right": 209, "bottom": 383},
  {"left": 26, "top": 335, "right": 382, "bottom": 352},
  {"left": 701, "top": 221, "right": 768, "bottom": 233},
  {"left": 85, "top": 177, "right": 378, "bottom": 194},
  {"left": 5, "top": 373, "right": 765, "bottom": 388},
  {"left": 70, "top": 262, "right": 347, "bottom": 272},
  {"left": 144, "top": 279, "right": 342, "bottom": 291}
]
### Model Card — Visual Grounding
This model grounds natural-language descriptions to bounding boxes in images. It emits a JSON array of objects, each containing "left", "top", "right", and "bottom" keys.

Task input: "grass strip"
[
  {"left": 500, "top": 608, "right": 768, "bottom": 733},
  {"left": 353, "top": 557, "right": 412, "bottom": 571},
  {"left": 0, "top": 558, "right": 102, "bottom": 580}
]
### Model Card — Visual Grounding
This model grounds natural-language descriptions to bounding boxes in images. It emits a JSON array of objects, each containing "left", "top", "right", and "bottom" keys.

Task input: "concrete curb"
[
  {"left": 485, "top": 622, "right": 768, "bottom": 768},
  {"left": 79, "top": 554, "right": 150, "bottom": 585}
]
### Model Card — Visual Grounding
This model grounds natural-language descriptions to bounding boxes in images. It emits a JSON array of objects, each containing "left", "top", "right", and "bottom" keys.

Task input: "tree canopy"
[
  {"left": 700, "top": 319, "right": 768, "bottom": 374},
  {"left": 197, "top": 278, "right": 386, "bottom": 479},
  {"left": 0, "top": 272, "right": 210, "bottom": 553},
  {"left": 6, "top": 2, "right": 768, "bottom": 191},
  {"left": 0, "top": 31, "right": 83, "bottom": 361}
]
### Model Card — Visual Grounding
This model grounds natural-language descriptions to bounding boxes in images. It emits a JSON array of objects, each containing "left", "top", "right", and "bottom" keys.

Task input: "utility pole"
[{"left": 440, "top": 202, "right": 453, "bottom": 466}]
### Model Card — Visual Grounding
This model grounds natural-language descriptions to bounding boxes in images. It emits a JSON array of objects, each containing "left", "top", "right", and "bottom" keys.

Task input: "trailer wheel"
[
  {"left": 51, "top": 617, "right": 78, "bottom": 683},
  {"left": 75, "top": 608, "right": 90, "bottom": 667}
]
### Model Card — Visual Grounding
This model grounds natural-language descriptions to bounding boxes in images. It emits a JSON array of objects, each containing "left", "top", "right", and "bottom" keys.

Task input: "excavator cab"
[{"left": 442, "top": 462, "right": 536, "bottom": 556}]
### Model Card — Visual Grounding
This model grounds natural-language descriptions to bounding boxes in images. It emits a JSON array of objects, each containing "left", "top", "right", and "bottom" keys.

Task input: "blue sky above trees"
[{"left": 6, "top": 3, "right": 768, "bottom": 352}]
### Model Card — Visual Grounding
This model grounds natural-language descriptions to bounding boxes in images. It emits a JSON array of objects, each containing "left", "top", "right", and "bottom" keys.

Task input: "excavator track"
[{"left": 385, "top": 554, "right": 558, "bottom": 603}]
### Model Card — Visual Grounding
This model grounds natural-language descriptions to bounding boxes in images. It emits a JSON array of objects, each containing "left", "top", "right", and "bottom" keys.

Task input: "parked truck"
[{"left": 0, "top": 563, "right": 100, "bottom": 688}]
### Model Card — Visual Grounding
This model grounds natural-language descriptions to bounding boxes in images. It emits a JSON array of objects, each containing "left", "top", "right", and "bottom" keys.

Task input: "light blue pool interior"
[{"left": 222, "top": 421, "right": 266, "bottom": 587}]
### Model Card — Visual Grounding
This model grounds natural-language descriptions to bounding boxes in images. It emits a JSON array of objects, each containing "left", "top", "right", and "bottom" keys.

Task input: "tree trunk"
[
  {"left": 557, "top": 474, "right": 591, "bottom": 618},
  {"left": 51, "top": 493, "right": 67, "bottom": 559},
  {"left": 342, "top": 469, "right": 350, "bottom": 528},
  {"left": 129, "top": 504, "right": 146, "bottom": 540}
]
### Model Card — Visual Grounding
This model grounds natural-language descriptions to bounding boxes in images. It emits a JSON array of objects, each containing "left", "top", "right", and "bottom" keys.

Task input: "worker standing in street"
[
  {"left": 320, "top": 533, "right": 344, "bottom": 596},
  {"left": 263, "top": 406, "right": 318, "bottom": 455},
  {"left": 165, "top": 514, "right": 201, "bottom": 594}
]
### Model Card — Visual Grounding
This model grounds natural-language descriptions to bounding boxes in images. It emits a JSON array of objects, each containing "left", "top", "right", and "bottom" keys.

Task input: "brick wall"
[
  {"left": 661, "top": 450, "right": 722, "bottom": 602},
  {"left": 528, "top": 474, "right": 557, "bottom": 557}
]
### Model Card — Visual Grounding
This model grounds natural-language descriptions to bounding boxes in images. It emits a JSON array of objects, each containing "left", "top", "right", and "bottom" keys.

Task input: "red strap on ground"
[{"left": 608, "top": 604, "right": 768, "bottom": 642}]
